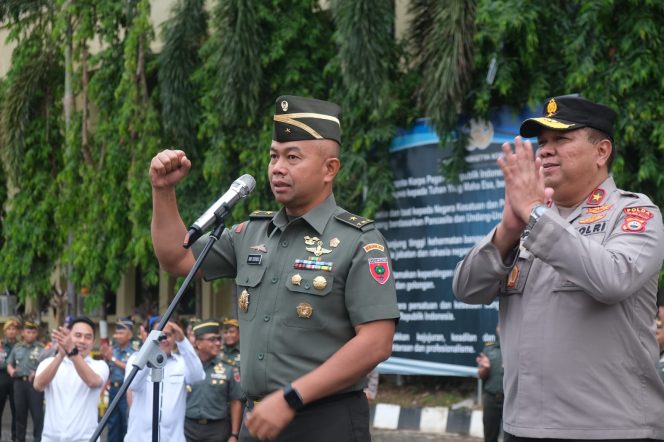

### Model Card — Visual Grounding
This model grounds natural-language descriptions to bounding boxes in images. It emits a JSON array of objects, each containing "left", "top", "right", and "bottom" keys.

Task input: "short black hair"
[
  {"left": 585, "top": 127, "right": 615, "bottom": 170},
  {"left": 68, "top": 316, "right": 96, "bottom": 336}
]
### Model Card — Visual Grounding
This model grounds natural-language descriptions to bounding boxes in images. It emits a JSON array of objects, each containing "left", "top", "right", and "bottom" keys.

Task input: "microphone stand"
[{"left": 90, "top": 216, "right": 229, "bottom": 442}]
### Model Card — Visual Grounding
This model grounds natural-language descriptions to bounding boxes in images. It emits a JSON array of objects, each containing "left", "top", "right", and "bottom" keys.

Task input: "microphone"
[{"left": 183, "top": 174, "right": 256, "bottom": 248}]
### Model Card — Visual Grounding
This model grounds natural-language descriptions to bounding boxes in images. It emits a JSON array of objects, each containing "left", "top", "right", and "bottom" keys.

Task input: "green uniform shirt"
[
  {"left": 193, "top": 194, "right": 400, "bottom": 397},
  {"left": 220, "top": 345, "right": 240, "bottom": 369},
  {"left": 7, "top": 341, "right": 44, "bottom": 377},
  {"left": 481, "top": 340, "right": 503, "bottom": 395},
  {"left": 0, "top": 338, "right": 17, "bottom": 372},
  {"left": 186, "top": 356, "right": 242, "bottom": 420}
]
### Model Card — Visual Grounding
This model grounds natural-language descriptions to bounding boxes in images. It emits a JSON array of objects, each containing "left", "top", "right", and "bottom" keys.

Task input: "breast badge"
[
  {"left": 304, "top": 236, "right": 332, "bottom": 257},
  {"left": 296, "top": 303, "right": 313, "bottom": 319},
  {"left": 329, "top": 238, "right": 340, "bottom": 248},
  {"left": 506, "top": 265, "right": 520, "bottom": 289},
  {"left": 294, "top": 257, "right": 333, "bottom": 271},
  {"left": 291, "top": 274, "right": 303, "bottom": 286},
  {"left": 239, "top": 290, "right": 250, "bottom": 313},
  {"left": 313, "top": 276, "right": 327, "bottom": 290},
  {"left": 579, "top": 214, "right": 606, "bottom": 224}
]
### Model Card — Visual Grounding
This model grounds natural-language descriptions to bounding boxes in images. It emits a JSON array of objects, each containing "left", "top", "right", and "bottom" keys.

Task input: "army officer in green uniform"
[
  {"left": 7, "top": 321, "right": 44, "bottom": 442},
  {"left": 186, "top": 320, "right": 242, "bottom": 442},
  {"left": 221, "top": 319, "right": 240, "bottom": 369},
  {"left": 150, "top": 95, "right": 399, "bottom": 441},
  {"left": 477, "top": 325, "right": 504, "bottom": 442}
]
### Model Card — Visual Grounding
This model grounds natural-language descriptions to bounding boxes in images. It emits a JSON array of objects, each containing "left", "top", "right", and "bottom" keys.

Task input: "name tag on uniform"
[{"left": 247, "top": 254, "right": 262, "bottom": 265}]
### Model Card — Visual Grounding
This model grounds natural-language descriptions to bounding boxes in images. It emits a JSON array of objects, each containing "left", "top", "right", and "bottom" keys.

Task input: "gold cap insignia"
[
  {"left": 291, "top": 273, "right": 303, "bottom": 286},
  {"left": 281, "top": 100, "right": 289, "bottom": 112},
  {"left": 329, "top": 238, "right": 340, "bottom": 248},
  {"left": 296, "top": 303, "right": 313, "bottom": 319},
  {"left": 239, "top": 290, "right": 250, "bottom": 313},
  {"left": 313, "top": 276, "right": 327, "bottom": 290},
  {"left": 546, "top": 98, "right": 557, "bottom": 117}
]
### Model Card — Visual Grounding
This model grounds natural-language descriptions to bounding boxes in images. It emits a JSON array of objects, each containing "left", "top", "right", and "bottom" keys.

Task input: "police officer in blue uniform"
[{"left": 101, "top": 318, "right": 137, "bottom": 442}]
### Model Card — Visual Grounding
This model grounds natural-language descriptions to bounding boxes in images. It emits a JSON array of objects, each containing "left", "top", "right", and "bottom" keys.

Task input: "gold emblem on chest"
[
  {"left": 239, "top": 290, "right": 250, "bottom": 313},
  {"left": 296, "top": 303, "right": 313, "bottom": 319}
]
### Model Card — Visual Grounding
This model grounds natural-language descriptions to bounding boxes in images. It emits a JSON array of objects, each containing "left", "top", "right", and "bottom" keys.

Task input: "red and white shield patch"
[{"left": 368, "top": 258, "right": 390, "bottom": 284}]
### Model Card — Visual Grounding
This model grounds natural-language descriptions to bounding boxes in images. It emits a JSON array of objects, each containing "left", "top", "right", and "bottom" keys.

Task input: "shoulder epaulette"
[
  {"left": 335, "top": 211, "right": 374, "bottom": 229},
  {"left": 249, "top": 210, "right": 277, "bottom": 219}
]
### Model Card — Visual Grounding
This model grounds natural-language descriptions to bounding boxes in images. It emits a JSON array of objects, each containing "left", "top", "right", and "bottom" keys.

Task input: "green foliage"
[
  {"left": 331, "top": 0, "right": 411, "bottom": 216},
  {"left": 3, "top": 0, "right": 664, "bottom": 307},
  {"left": 408, "top": 1, "right": 476, "bottom": 182},
  {"left": 0, "top": 17, "right": 65, "bottom": 300}
]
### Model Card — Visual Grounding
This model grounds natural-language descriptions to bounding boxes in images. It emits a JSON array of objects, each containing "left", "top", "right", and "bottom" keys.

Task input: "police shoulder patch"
[
  {"left": 335, "top": 211, "right": 374, "bottom": 229},
  {"left": 249, "top": 210, "right": 277, "bottom": 219}
]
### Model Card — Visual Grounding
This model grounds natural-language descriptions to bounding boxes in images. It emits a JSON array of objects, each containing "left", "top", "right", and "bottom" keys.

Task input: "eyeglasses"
[{"left": 199, "top": 335, "right": 222, "bottom": 342}]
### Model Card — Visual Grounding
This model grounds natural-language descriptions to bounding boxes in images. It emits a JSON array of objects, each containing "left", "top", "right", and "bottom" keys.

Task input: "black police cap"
[
  {"left": 520, "top": 95, "right": 617, "bottom": 139},
  {"left": 272, "top": 95, "right": 342, "bottom": 145}
]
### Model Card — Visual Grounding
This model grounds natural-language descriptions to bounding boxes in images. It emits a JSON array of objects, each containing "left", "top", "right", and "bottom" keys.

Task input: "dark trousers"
[
  {"left": 0, "top": 374, "right": 16, "bottom": 441},
  {"left": 13, "top": 378, "right": 43, "bottom": 442},
  {"left": 107, "top": 385, "right": 129, "bottom": 442},
  {"left": 185, "top": 417, "right": 230, "bottom": 442},
  {"left": 505, "top": 433, "right": 659, "bottom": 442},
  {"left": 240, "top": 391, "right": 369, "bottom": 442},
  {"left": 483, "top": 392, "right": 504, "bottom": 442}
]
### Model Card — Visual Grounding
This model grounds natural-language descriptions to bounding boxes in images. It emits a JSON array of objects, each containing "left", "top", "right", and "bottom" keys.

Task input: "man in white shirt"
[
  {"left": 125, "top": 320, "right": 205, "bottom": 442},
  {"left": 34, "top": 316, "right": 110, "bottom": 442}
]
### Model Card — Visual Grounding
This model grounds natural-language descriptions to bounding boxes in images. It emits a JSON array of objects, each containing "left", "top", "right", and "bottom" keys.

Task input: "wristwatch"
[
  {"left": 230, "top": 433, "right": 239, "bottom": 439},
  {"left": 67, "top": 347, "right": 79, "bottom": 357},
  {"left": 283, "top": 383, "right": 305, "bottom": 411},
  {"left": 526, "top": 204, "right": 548, "bottom": 231},
  {"left": 111, "top": 356, "right": 117, "bottom": 363}
]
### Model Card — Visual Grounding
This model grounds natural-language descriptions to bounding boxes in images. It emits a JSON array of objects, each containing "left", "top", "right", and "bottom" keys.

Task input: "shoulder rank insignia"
[
  {"left": 335, "top": 211, "right": 374, "bottom": 229},
  {"left": 249, "top": 210, "right": 276, "bottom": 219}
]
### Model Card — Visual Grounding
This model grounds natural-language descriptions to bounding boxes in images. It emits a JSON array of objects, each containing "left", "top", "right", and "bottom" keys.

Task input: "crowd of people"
[{"left": 0, "top": 315, "right": 244, "bottom": 442}]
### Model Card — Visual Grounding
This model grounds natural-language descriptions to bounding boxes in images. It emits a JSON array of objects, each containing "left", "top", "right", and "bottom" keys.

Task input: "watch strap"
[
  {"left": 283, "top": 383, "right": 305, "bottom": 411},
  {"left": 67, "top": 347, "right": 79, "bottom": 357}
]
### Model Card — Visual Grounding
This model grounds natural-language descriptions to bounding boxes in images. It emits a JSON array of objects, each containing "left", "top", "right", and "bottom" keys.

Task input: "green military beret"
[
  {"left": 193, "top": 320, "right": 220, "bottom": 338},
  {"left": 272, "top": 95, "right": 342, "bottom": 145}
]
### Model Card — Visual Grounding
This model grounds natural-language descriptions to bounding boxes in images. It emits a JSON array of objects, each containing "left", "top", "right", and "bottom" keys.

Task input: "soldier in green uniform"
[
  {"left": 150, "top": 95, "right": 400, "bottom": 442},
  {"left": 477, "top": 325, "right": 504, "bottom": 442},
  {"left": 185, "top": 320, "right": 242, "bottom": 442},
  {"left": 0, "top": 319, "right": 20, "bottom": 442},
  {"left": 221, "top": 319, "right": 240, "bottom": 370},
  {"left": 7, "top": 321, "right": 44, "bottom": 442}
]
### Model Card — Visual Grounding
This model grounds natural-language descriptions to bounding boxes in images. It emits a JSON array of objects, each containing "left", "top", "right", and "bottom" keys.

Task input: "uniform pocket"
[{"left": 235, "top": 267, "right": 267, "bottom": 321}]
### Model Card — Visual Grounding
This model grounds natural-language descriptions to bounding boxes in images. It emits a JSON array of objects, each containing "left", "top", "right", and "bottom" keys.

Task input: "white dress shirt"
[{"left": 124, "top": 338, "right": 205, "bottom": 442}]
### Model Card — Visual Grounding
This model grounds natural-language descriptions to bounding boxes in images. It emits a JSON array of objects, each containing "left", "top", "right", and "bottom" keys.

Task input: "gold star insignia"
[{"left": 349, "top": 216, "right": 357, "bottom": 221}]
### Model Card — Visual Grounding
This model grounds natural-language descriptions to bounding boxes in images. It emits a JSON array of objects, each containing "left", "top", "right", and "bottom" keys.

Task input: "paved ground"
[{"left": 1, "top": 403, "right": 480, "bottom": 442}]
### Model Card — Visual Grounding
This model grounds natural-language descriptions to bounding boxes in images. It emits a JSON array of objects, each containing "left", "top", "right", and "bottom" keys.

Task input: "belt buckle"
[{"left": 198, "top": 418, "right": 208, "bottom": 425}]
